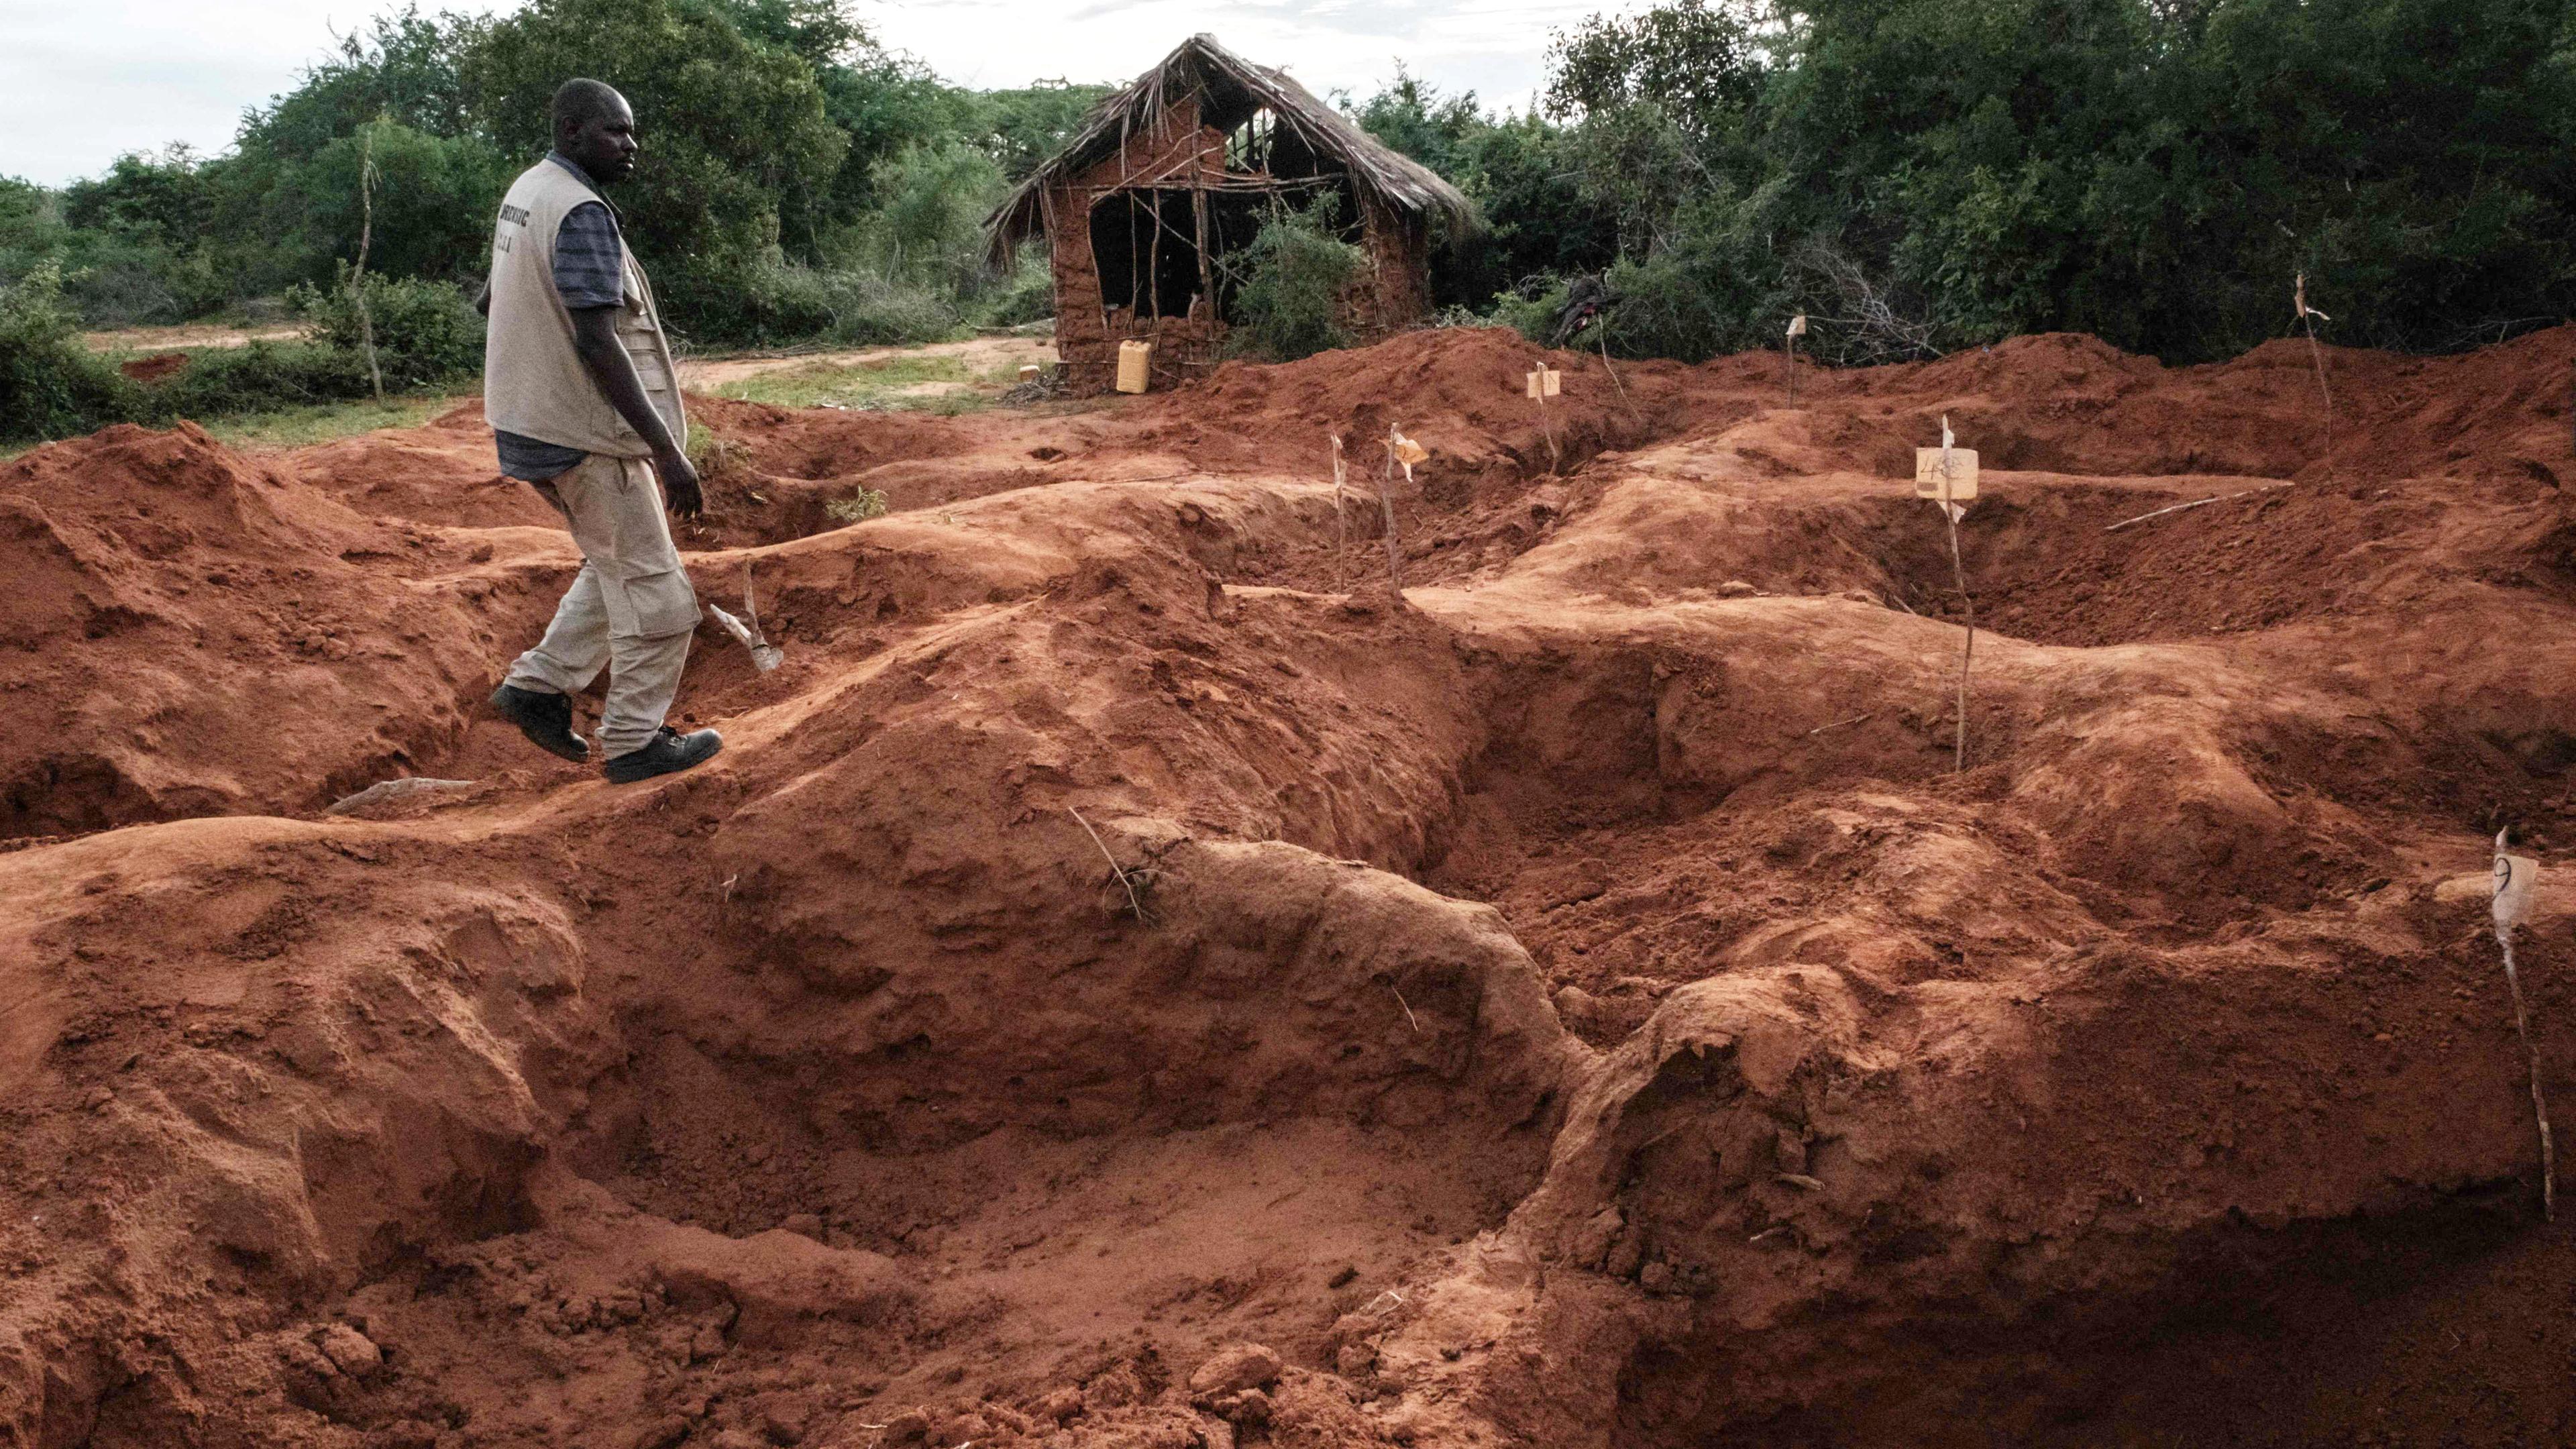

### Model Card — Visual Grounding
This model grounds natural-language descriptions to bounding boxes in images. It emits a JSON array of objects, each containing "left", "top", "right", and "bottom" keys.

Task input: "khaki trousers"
[{"left": 502, "top": 453, "right": 699, "bottom": 757}]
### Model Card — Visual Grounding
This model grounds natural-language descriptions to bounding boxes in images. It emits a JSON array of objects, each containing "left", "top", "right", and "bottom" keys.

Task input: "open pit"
[{"left": 6, "top": 325, "right": 2576, "bottom": 1449}]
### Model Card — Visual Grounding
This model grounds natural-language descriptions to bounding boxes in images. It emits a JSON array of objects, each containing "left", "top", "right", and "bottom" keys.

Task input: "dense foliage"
[
  {"left": 0, "top": 266, "right": 139, "bottom": 441},
  {"left": 1, "top": 1, "right": 1110, "bottom": 347},
  {"left": 1226, "top": 197, "right": 1368, "bottom": 362},
  {"left": 1348, "top": 0, "right": 2576, "bottom": 364},
  {"left": 0, "top": 264, "right": 476, "bottom": 439},
  {"left": 5, "top": 0, "right": 2570, "bottom": 441}
]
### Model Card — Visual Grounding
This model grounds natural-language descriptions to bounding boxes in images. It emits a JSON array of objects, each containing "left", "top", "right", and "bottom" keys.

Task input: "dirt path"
[
  {"left": 676, "top": 332, "right": 1057, "bottom": 388},
  {"left": 80, "top": 321, "right": 303, "bottom": 352},
  {"left": 6, "top": 325, "right": 2576, "bottom": 1449}
]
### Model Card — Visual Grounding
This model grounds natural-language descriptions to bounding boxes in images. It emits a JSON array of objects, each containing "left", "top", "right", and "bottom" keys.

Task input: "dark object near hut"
[
  {"left": 1548, "top": 274, "right": 1617, "bottom": 348},
  {"left": 985, "top": 35, "right": 1479, "bottom": 395}
]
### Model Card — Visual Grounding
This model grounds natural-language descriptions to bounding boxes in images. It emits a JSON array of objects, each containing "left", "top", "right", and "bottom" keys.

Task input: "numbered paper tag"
[
  {"left": 1525, "top": 368, "right": 1561, "bottom": 400},
  {"left": 2495, "top": 850, "right": 2539, "bottom": 931},
  {"left": 1786, "top": 314, "right": 1808, "bottom": 339},
  {"left": 1392, "top": 433, "right": 1429, "bottom": 466},
  {"left": 1914, "top": 447, "right": 1980, "bottom": 502}
]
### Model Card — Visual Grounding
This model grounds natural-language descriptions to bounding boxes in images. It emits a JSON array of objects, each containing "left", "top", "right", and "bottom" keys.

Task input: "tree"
[
  {"left": 461, "top": 0, "right": 851, "bottom": 337},
  {"left": 1344, "top": 75, "right": 1616, "bottom": 308}
]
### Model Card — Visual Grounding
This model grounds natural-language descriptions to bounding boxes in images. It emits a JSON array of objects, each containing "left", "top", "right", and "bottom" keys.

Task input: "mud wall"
[{"left": 1044, "top": 97, "right": 1437, "bottom": 396}]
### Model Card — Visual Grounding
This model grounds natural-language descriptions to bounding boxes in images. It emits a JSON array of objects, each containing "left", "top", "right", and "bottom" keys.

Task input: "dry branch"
[
  {"left": 2103, "top": 482, "right": 2292, "bottom": 532},
  {"left": 1069, "top": 806, "right": 1148, "bottom": 922},
  {"left": 1794, "top": 239, "right": 1945, "bottom": 366},
  {"left": 353, "top": 123, "right": 385, "bottom": 407}
]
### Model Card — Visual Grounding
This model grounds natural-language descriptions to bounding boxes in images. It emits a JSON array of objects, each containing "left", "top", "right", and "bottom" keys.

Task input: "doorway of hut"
[{"left": 1087, "top": 189, "right": 1271, "bottom": 323}]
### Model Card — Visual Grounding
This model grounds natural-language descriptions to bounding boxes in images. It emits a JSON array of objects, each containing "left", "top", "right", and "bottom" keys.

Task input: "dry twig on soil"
[
  {"left": 1069, "top": 806, "right": 1149, "bottom": 922},
  {"left": 2104, "top": 482, "right": 2292, "bottom": 532}
]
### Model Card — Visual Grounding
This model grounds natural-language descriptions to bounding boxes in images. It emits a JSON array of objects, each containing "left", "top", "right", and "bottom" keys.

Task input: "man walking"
[{"left": 482, "top": 77, "right": 721, "bottom": 783}]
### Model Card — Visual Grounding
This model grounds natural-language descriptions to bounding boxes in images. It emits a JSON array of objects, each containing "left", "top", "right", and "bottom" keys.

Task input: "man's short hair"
[{"left": 552, "top": 78, "right": 625, "bottom": 136}]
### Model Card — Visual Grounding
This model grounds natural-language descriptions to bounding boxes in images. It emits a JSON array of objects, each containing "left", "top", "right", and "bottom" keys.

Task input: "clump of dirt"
[
  {"left": 0, "top": 422, "right": 579, "bottom": 836},
  {"left": 117, "top": 352, "right": 190, "bottom": 383},
  {"left": 7, "top": 325, "right": 2576, "bottom": 1449}
]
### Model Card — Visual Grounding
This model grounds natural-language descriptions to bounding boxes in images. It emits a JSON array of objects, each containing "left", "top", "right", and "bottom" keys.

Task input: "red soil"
[
  {"left": 117, "top": 352, "right": 191, "bottom": 384},
  {"left": 6, "top": 324, "right": 2576, "bottom": 1449}
]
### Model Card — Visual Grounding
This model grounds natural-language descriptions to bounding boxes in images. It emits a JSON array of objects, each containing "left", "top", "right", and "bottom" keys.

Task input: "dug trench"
[{"left": 5, "top": 325, "right": 2576, "bottom": 1449}]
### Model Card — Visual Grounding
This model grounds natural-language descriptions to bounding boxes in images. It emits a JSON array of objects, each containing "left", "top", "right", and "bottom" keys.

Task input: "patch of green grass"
[
  {"left": 714, "top": 354, "right": 979, "bottom": 411},
  {"left": 198, "top": 392, "right": 462, "bottom": 449}
]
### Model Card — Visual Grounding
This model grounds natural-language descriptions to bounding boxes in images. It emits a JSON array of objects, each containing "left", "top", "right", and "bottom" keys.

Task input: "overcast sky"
[{"left": 0, "top": 0, "right": 1588, "bottom": 188}]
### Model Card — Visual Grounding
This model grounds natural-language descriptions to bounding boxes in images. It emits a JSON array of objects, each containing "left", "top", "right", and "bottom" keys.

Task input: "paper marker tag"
[
  {"left": 2495, "top": 850, "right": 2538, "bottom": 931},
  {"left": 1525, "top": 369, "right": 1561, "bottom": 399},
  {"left": 1786, "top": 315, "right": 1808, "bottom": 339},
  {"left": 1914, "top": 447, "right": 1980, "bottom": 501},
  {"left": 1392, "top": 434, "right": 1429, "bottom": 466}
]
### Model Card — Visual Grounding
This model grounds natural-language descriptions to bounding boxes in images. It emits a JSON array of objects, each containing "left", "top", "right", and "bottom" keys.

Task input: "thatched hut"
[{"left": 986, "top": 35, "right": 1478, "bottom": 394}]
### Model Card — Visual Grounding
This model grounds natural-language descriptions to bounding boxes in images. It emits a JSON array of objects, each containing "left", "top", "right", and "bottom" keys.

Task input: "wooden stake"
[
  {"left": 2296, "top": 272, "right": 2335, "bottom": 451},
  {"left": 1528, "top": 370, "right": 1561, "bottom": 474},
  {"left": 1932, "top": 418, "right": 1976, "bottom": 771},
  {"left": 1943, "top": 499, "right": 1975, "bottom": 772},
  {"left": 1377, "top": 425, "right": 1406, "bottom": 593},
  {"left": 1330, "top": 433, "right": 1349, "bottom": 591},
  {"left": 2500, "top": 926, "right": 2557, "bottom": 1222},
  {"left": 1597, "top": 324, "right": 1635, "bottom": 419},
  {"left": 1784, "top": 314, "right": 1807, "bottom": 406},
  {"left": 2494, "top": 837, "right": 2556, "bottom": 1221},
  {"left": 1193, "top": 185, "right": 1214, "bottom": 329}
]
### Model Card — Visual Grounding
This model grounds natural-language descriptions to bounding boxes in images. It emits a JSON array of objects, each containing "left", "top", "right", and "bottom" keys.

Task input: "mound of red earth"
[{"left": 6, "top": 324, "right": 2576, "bottom": 1449}]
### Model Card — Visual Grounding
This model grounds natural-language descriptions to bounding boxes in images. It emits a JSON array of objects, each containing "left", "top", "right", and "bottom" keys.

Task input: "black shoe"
[
  {"left": 603, "top": 726, "right": 722, "bottom": 784},
  {"left": 490, "top": 684, "right": 588, "bottom": 762}
]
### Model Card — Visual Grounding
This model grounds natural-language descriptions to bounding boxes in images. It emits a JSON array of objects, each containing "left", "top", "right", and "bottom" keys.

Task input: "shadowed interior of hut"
[{"left": 1088, "top": 189, "right": 1279, "bottom": 322}]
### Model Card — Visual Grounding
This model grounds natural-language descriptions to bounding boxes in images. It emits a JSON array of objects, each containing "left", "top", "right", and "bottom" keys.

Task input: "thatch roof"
[{"left": 985, "top": 34, "right": 1479, "bottom": 266}]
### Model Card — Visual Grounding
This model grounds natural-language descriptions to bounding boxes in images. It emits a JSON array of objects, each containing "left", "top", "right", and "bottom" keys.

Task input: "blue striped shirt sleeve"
[{"left": 551, "top": 201, "right": 625, "bottom": 310}]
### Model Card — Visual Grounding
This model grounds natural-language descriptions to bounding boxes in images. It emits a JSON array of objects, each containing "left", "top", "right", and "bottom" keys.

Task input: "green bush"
[
  {"left": 1491, "top": 276, "right": 1571, "bottom": 347},
  {"left": 273, "top": 121, "right": 514, "bottom": 290},
  {"left": 1226, "top": 197, "right": 1366, "bottom": 362},
  {"left": 823, "top": 487, "right": 889, "bottom": 523},
  {"left": 973, "top": 246, "right": 1053, "bottom": 328},
  {"left": 154, "top": 340, "right": 376, "bottom": 417},
  {"left": 749, "top": 262, "right": 963, "bottom": 347},
  {"left": 464, "top": 0, "right": 849, "bottom": 339},
  {"left": 0, "top": 264, "right": 141, "bottom": 440},
  {"left": 287, "top": 263, "right": 484, "bottom": 386}
]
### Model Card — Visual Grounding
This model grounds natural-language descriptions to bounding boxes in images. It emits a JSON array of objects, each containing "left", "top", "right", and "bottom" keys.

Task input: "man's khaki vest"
[{"left": 483, "top": 160, "right": 686, "bottom": 458}]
